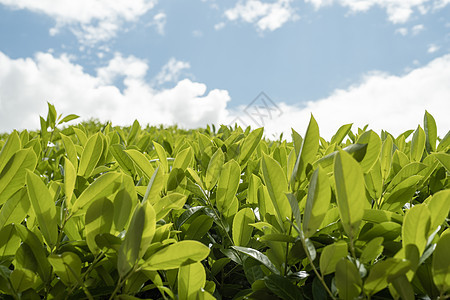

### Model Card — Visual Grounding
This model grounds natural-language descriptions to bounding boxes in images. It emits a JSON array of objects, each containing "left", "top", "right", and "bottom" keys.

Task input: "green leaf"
[
  {"left": 153, "top": 141, "right": 169, "bottom": 173},
  {"left": 0, "top": 148, "right": 37, "bottom": 205},
  {"left": 205, "top": 148, "right": 224, "bottom": 190},
  {"left": 238, "top": 127, "right": 264, "bottom": 165},
  {"left": 118, "top": 202, "right": 156, "bottom": 276},
  {"left": 46, "top": 102, "right": 57, "bottom": 128},
  {"left": 185, "top": 215, "right": 213, "bottom": 241},
  {"left": 403, "top": 204, "right": 431, "bottom": 256},
  {"left": 330, "top": 123, "right": 352, "bottom": 145},
  {"left": 110, "top": 144, "right": 135, "bottom": 176},
  {"left": 380, "top": 135, "right": 394, "bottom": 182},
  {"left": 434, "top": 153, "right": 450, "bottom": 173},
  {"left": 48, "top": 252, "right": 82, "bottom": 286},
  {"left": 334, "top": 150, "right": 368, "bottom": 239},
  {"left": 10, "top": 269, "right": 37, "bottom": 293},
  {"left": 410, "top": 125, "right": 425, "bottom": 162},
  {"left": 291, "top": 129, "right": 303, "bottom": 157},
  {"left": 264, "top": 274, "right": 303, "bottom": 300},
  {"left": 359, "top": 222, "right": 401, "bottom": 242},
  {"left": 0, "top": 131, "right": 20, "bottom": 172},
  {"left": 71, "top": 172, "right": 122, "bottom": 215},
  {"left": 153, "top": 192, "right": 187, "bottom": 220},
  {"left": 0, "top": 224, "right": 21, "bottom": 258},
  {"left": 57, "top": 114, "right": 79, "bottom": 125},
  {"left": 78, "top": 133, "right": 103, "bottom": 177},
  {"left": 127, "top": 119, "right": 140, "bottom": 145},
  {"left": 142, "top": 240, "right": 210, "bottom": 271},
  {"left": 232, "top": 246, "right": 279, "bottom": 275},
  {"left": 216, "top": 160, "right": 240, "bottom": 213},
  {"left": 303, "top": 167, "right": 331, "bottom": 238},
  {"left": 125, "top": 149, "right": 155, "bottom": 179},
  {"left": 118, "top": 204, "right": 145, "bottom": 277},
  {"left": 26, "top": 170, "right": 58, "bottom": 247},
  {"left": 173, "top": 147, "right": 193, "bottom": 171},
  {"left": 432, "top": 232, "right": 450, "bottom": 293},
  {"left": 364, "top": 258, "right": 410, "bottom": 296},
  {"left": 113, "top": 189, "right": 133, "bottom": 231},
  {"left": 437, "top": 131, "right": 450, "bottom": 151},
  {"left": 360, "top": 237, "right": 384, "bottom": 264},
  {"left": 60, "top": 133, "right": 78, "bottom": 171},
  {"left": 335, "top": 258, "right": 362, "bottom": 300},
  {"left": 291, "top": 114, "right": 319, "bottom": 186},
  {"left": 64, "top": 157, "right": 76, "bottom": 210},
  {"left": 143, "top": 165, "right": 165, "bottom": 204},
  {"left": 15, "top": 225, "right": 52, "bottom": 283},
  {"left": 261, "top": 154, "right": 290, "bottom": 230},
  {"left": 319, "top": 240, "right": 348, "bottom": 275},
  {"left": 391, "top": 274, "right": 415, "bottom": 300},
  {"left": 178, "top": 262, "right": 206, "bottom": 300},
  {"left": 424, "top": 111, "right": 437, "bottom": 153},
  {"left": 85, "top": 197, "right": 114, "bottom": 254},
  {"left": 426, "top": 190, "right": 450, "bottom": 233},
  {"left": 232, "top": 208, "right": 255, "bottom": 246},
  {"left": 364, "top": 159, "right": 382, "bottom": 200},
  {"left": 0, "top": 188, "right": 30, "bottom": 228},
  {"left": 356, "top": 130, "right": 382, "bottom": 172}
]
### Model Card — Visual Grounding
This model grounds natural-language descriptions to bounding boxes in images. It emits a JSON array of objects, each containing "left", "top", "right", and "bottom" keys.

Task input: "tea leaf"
[
  {"left": 303, "top": 166, "right": 331, "bottom": 238},
  {"left": 26, "top": 170, "right": 58, "bottom": 247},
  {"left": 334, "top": 150, "right": 368, "bottom": 239}
]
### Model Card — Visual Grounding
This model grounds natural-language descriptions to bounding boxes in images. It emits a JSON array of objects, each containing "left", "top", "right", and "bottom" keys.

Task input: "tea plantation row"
[{"left": 0, "top": 104, "right": 448, "bottom": 299}]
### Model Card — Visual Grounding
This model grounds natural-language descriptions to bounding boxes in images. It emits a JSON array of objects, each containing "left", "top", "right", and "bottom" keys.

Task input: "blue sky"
[{"left": 0, "top": 0, "right": 449, "bottom": 138}]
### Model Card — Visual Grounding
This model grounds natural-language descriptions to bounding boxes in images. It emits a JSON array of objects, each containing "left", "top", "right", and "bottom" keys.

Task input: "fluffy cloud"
[
  {"left": 231, "top": 54, "right": 450, "bottom": 139},
  {"left": 305, "top": 0, "right": 449, "bottom": 24},
  {"left": 0, "top": 51, "right": 449, "bottom": 141},
  {"left": 427, "top": 44, "right": 440, "bottom": 53},
  {"left": 0, "top": 51, "right": 230, "bottom": 131},
  {"left": 0, "top": 0, "right": 157, "bottom": 45},
  {"left": 154, "top": 58, "right": 191, "bottom": 85},
  {"left": 152, "top": 12, "right": 167, "bottom": 35},
  {"left": 224, "top": 0, "right": 298, "bottom": 32}
]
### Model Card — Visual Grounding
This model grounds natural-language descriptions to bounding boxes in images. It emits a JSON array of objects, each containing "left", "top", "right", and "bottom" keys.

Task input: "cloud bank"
[
  {"left": 0, "top": 51, "right": 449, "bottom": 140},
  {"left": 0, "top": 0, "right": 157, "bottom": 45}
]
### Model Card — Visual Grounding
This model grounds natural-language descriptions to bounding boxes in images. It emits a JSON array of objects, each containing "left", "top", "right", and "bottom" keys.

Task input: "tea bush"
[{"left": 0, "top": 103, "right": 448, "bottom": 299}]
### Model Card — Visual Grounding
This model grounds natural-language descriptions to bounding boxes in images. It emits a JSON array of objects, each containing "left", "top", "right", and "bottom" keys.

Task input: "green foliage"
[{"left": 0, "top": 105, "right": 448, "bottom": 299}]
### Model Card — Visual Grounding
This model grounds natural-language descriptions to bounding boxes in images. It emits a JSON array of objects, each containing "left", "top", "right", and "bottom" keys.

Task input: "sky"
[{"left": 0, "top": 0, "right": 449, "bottom": 140}]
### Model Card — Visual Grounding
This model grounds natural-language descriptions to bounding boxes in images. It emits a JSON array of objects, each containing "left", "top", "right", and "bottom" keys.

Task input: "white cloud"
[
  {"left": 304, "top": 0, "right": 449, "bottom": 24},
  {"left": 154, "top": 58, "right": 191, "bottom": 85},
  {"left": 0, "top": 0, "right": 157, "bottom": 45},
  {"left": 224, "top": 0, "right": 298, "bottom": 32},
  {"left": 1, "top": 51, "right": 449, "bottom": 142},
  {"left": 395, "top": 27, "right": 408, "bottom": 36},
  {"left": 230, "top": 54, "right": 450, "bottom": 139},
  {"left": 152, "top": 12, "right": 166, "bottom": 35},
  {"left": 427, "top": 44, "right": 440, "bottom": 53},
  {"left": 412, "top": 24, "right": 424, "bottom": 35},
  {"left": 97, "top": 53, "right": 149, "bottom": 85},
  {"left": 0, "top": 51, "right": 229, "bottom": 131},
  {"left": 214, "top": 22, "right": 226, "bottom": 30}
]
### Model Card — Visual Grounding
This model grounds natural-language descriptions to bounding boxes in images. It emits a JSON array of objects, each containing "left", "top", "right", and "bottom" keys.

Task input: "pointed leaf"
[
  {"left": 303, "top": 167, "right": 331, "bottom": 238},
  {"left": 232, "top": 208, "right": 255, "bottom": 246},
  {"left": 142, "top": 240, "right": 209, "bottom": 271},
  {"left": 26, "top": 171, "right": 58, "bottom": 247},
  {"left": 178, "top": 262, "right": 206, "bottom": 300},
  {"left": 334, "top": 150, "right": 368, "bottom": 239},
  {"left": 319, "top": 240, "right": 348, "bottom": 275}
]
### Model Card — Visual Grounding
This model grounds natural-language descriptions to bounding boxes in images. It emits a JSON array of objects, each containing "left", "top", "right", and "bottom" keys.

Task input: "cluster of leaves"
[{"left": 0, "top": 103, "right": 449, "bottom": 300}]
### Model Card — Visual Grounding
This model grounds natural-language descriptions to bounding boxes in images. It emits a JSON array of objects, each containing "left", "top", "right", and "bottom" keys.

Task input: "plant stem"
[{"left": 299, "top": 233, "right": 336, "bottom": 300}]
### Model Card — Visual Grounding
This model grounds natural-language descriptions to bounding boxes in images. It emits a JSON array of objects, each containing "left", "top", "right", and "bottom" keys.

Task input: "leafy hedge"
[{"left": 0, "top": 103, "right": 449, "bottom": 299}]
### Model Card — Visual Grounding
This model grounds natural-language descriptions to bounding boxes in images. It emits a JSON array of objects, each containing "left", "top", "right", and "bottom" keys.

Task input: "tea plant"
[{"left": 0, "top": 103, "right": 448, "bottom": 299}]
